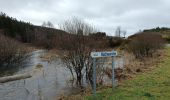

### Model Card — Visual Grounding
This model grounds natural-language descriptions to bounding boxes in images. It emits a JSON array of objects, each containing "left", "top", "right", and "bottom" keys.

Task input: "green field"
[{"left": 86, "top": 48, "right": 170, "bottom": 100}]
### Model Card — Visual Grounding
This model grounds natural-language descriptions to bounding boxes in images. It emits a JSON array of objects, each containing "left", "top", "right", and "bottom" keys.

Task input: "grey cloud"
[{"left": 0, "top": 0, "right": 170, "bottom": 36}]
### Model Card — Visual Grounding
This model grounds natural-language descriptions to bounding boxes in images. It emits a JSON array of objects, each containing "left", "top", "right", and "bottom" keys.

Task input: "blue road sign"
[
  {"left": 91, "top": 51, "right": 117, "bottom": 58},
  {"left": 91, "top": 50, "right": 117, "bottom": 97}
]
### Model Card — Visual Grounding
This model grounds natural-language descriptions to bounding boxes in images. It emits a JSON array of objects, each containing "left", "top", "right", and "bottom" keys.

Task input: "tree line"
[{"left": 0, "top": 12, "right": 34, "bottom": 42}]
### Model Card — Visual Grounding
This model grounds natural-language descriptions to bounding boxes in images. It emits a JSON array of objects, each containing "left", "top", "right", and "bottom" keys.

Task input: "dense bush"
[
  {"left": 127, "top": 32, "right": 164, "bottom": 59},
  {"left": 108, "top": 37, "right": 124, "bottom": 47},
  {"left": 0, "top": 33, "right": 28, "bottom": 67}
]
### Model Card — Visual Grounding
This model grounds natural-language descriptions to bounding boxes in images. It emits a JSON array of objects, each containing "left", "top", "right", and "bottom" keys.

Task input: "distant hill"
[
  {"left": 143, "top": 27, "right": 170, "bottom": 36},
  {"left": 127, "top": 27, "right": 170, "bottom": 43},
  {"left": 143, "top": 27, "right": 170, "bottom": 43},
  {"left": 0, "top": 12, "right": 68, "bottom": 43}
]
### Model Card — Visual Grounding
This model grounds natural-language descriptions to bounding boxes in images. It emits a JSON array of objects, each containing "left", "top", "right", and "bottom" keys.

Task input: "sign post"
[
  {"left": 91, "top": 50, "right": 117, "bottom": 97},
  {"left": 112, "top": 56, "right": 115, "bottom": 90},
  {"left": 92, "top": 58, "right": 96, "bottom": 96}
]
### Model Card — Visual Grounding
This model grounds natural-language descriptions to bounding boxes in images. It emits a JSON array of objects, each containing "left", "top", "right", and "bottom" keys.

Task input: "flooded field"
[
  {"left": 0, "top": 50, "right": 125, "bottom": 100},
  {"left": 0, "top": 50, "right": 75, "bottom": 100}
]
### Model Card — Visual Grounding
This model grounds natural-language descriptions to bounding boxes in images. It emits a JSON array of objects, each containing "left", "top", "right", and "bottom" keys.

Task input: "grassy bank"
[{"left": 85, "top": 47, "right": 170, "bottom": 100}]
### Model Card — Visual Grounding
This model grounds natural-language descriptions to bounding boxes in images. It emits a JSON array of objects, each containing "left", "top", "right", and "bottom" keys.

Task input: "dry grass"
[
  {"left": 40, "top": 49, "right": 60, "bottom": 62},
  {"left": 85, "top": 47, "right": 170, "bottom": 100},
  {"left": 59, "top": 48, "right": 165, "bottom": 100}
]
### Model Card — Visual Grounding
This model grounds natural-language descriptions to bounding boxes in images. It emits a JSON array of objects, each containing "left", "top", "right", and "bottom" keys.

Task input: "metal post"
[
  {"left": 92, "top": 58, "right": 96, "bottom": 97},
  {"left": 112, "top": 57, "right": 115, "bottom": 90}
]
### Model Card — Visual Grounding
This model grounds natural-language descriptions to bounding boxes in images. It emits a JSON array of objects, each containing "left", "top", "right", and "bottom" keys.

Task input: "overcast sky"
[{"left": 0, "top": 0, "right": 170, "bottom": 36}]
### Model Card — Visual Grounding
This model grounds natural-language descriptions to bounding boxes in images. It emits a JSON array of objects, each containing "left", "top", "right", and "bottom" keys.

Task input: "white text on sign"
[{"left": 91, "top": 50, "right": 117, "bottom": 58}]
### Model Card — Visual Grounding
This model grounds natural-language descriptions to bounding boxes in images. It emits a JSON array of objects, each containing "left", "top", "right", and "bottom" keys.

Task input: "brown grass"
[{"left": 58, "top": 48, "right": 165, "bottom": 100}]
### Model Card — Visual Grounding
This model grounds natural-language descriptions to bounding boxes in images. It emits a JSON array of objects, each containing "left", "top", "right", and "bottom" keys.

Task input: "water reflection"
[{"left": 0, "top": 50, "right": 72, "bottom": 100}]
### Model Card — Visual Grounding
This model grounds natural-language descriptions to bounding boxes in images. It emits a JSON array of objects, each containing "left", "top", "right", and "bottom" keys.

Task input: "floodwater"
[
  {"left": 0, "top": 50, "right": 125, "bottom": 100},
  {"left": 0, "top": 50, "right": 77, "bottom": 100}
]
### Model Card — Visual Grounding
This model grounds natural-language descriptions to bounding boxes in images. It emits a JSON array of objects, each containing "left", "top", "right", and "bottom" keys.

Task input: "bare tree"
[
  {"left": 115, "top": 26, "right": 126, "bottom": 38},
  {"left": 42, "top": 21, "right": 47, "bottom": 27},
  {"left": 123, "top": 30, "right": 126, "bottom": 38},
  {"left": 42, "top": 21, "right": 54, "bottom": 28},
  {"left": 47, "top": 21, "right": 54, "bottom": 28},
  {"left": 60, "top": 18, "right": 97, "bottom": 86},
  {"left": 115, "top": 26, "right": 121, "bottom": 37}
]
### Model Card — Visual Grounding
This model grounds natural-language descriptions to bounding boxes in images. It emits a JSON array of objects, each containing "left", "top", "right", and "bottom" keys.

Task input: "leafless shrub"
[
  {"left": 59, "top": 18, "right": 99, "bottom": 86},
  {"left": 0, "top": 33, "right": 28, "bottom": 67},
  {"left": 127, "top": 32, "right": 164, "bottom": 59},
  {"left": 95, "top": 58, "right": 108, "bottom": 86}
]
